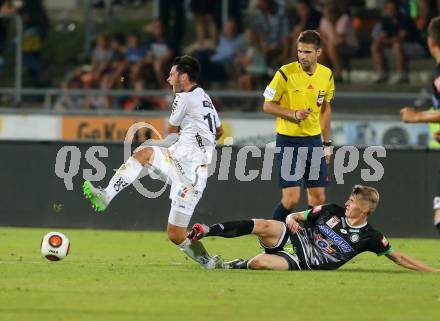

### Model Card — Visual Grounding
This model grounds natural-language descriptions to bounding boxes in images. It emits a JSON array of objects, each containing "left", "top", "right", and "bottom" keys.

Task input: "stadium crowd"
[{"left": 1, "top": 0, "right": 440, "bottom": 110}]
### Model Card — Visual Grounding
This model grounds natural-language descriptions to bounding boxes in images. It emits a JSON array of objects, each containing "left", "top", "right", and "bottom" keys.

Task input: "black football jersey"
[{"left": 290, "top": 204, "right": 392, "bottom": 270}]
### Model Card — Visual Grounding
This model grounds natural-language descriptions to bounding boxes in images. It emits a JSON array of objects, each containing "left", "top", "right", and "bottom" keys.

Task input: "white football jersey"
[{"left": 168, "top": 86, "right": 221, "bottom": 168}]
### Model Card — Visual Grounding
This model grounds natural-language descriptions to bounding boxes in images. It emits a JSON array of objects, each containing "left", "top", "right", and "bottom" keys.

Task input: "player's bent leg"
[
  {"left": 132, "top": 146, "right": 155, "bottom": 166},
  {"left": 248, "top": 254, "right": 290, "bottom": 271},
  {"left": 307, "top": 187, "right": 325, "bottom": 207},
  {"left": 169, "top": 210, "right": 223, "bottom": 269},
  {"left": 253, "top": 219, "right": 287, "bottom": 249}
]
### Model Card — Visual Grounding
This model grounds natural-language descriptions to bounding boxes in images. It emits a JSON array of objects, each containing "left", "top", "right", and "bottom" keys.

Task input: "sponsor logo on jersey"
[
  {"left": 350, "top": 233, "right": 360, "bottom": 243},
  {"left": 177, "top": 186, "right": 189, "bottom": 199},
  {"left": 318, "top": 225, "right": 354, "bottom": 253},
  {"left": 349, "top": 229, "right": 359, "bottom": 233},
  {"left": 263, "top": 86, "right": 276, "bottom": 100},
  {"left": 326, "top": 216, "right": 340, "bottom": 228},
  {"left": 203, "top": 100, "right": 213, "bottom": 109},
  {"left": 195, "top": 132, "right": 206, "bottom": 153},
  {"left": 381, "top": 236, "right": 389, "bottom": 248},
  {"left": 314, "top": 235, "right": 336, "bottom": 254},
  {"left": 173, "top": 159, "right": 185, "bottom": 176}
]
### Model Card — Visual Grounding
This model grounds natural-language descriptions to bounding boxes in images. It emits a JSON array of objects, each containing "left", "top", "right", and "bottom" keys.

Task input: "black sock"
[
  {"left": 234, "top": 259, "right": 249, "bottom": 269},
  {"left": 207, "top": 220, "right": 254, "bottom": 238},
  {"left": 436, "top": 222, "right": 440, "bottom": 234},
  {"left": 272, "top": 202, "right": 290, "bottom": 222}
]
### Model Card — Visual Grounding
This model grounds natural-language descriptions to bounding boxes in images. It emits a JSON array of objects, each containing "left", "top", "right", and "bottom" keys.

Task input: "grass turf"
[{"left": 0, "top": 227, "right": 439, "bottom": 321}]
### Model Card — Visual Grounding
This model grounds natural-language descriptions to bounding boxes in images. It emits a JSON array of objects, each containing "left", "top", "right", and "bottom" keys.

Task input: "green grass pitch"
[{"left": 0, "top": 227, "right": 439, "bottom": 321}]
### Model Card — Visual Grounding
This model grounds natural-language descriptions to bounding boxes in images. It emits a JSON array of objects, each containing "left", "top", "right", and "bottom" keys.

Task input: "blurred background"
[{"left": 0, "top": 0, "right": 438, "bottom": 147}]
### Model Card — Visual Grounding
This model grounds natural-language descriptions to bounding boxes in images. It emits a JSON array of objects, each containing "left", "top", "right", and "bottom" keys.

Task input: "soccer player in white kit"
[{"left": 83, "top": 55, "right": 224, "bottom": 269}]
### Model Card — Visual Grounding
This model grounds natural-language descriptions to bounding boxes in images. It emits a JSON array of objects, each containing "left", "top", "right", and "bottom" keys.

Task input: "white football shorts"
[{"left": 145, "top": 146, "right": 208, "bottom": 227}]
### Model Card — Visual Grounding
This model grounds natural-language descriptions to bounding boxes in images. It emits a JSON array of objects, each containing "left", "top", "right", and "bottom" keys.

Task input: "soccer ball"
[{"left": 40, "top": 232, "right": 70, "bottom": 261}]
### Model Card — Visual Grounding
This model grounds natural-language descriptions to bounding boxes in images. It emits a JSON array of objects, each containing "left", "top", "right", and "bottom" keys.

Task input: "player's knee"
[
  {"left": 309, "top": 194, "right": 325, "bottom": 206},
  {"left": 253, "top": 219, "right": 272, "bottom": 235},
  {"left": 133, "top": 147, "right": 154, "bottom": 166},
  {"left": 282, "top": 197, "right": 298, "bottom": 210},
  {"left": 167, "top": 229, "right": 186, "bottom": 245}
]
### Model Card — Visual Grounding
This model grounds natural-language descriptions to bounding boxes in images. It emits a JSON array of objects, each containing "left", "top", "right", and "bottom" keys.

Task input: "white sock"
[
  {"left": 104, "top": 157, "right": 144, "bottom": 202},
  {"left": 434, "top": 196, "right": 440, "bottom": 210},
  {"left": 178, "top": 238, "right": 211, "bottom": 266}
]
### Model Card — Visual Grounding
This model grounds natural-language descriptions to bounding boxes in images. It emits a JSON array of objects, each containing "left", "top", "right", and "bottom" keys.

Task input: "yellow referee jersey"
[{"left": 263, "top": 61, "right": 335, "bottom": 137}]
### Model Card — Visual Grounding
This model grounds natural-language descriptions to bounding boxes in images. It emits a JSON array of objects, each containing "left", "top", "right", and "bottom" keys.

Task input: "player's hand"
[
  {"left": 286, "top": 214, "right": 304, "bottom": 234},
  {"left": 434, "top": 130, "right": 440, "bottom": 143},
  {"left": 323, "top": 146, "right": 333, "bottom": 164},
  {"left": 400, "top": 107, "right": 419, "bottom": 123},
  {"left": 294, "top": 108, "right": 312, "bottom": 121}
]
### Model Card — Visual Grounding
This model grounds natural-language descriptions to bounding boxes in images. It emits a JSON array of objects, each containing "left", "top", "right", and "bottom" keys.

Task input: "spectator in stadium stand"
[
  {"left": 0, "top": 0, "right": 14, "bottom": 74},
  {"left": 415, "top": 0, "right": 440, "bottom": 35},
  {"left": 252, "top": 0, "right": 289, "bottom": 67},
  {"left": 370, "top": 0, "right": 423, "bottom": 84},
  {"left": 235, "top": 29, "right": 268, "bottom": 111},
  {"left": 144, "top": 20, "right": 175, "bottom": 89},
  {"left": 124, "top": 32, "right": 147, "bottom": 85},
  {"left": 12, "top": 0, "right": 50, "bottom": 87},
  {"left": 90, "top": 33, "right": 114, "bottom": 85},
  {"left": 287, "top": 0, "right": 321, "bottom": 60},
  {"left": 400, "top": 17, "right": 440, "bottom": 235},
  {"left": 191, "top": 19, "right": 245, "bottom": 86},
  {"left": 318, "top": 0, "right": 358, "bottom": 83},
  {"left": 98, "top": 33, "right": 127, "bottom": 109},
  {"left": 188, "top": 0, "right": 219, "bottom": 51},
  {"left": 262, "top": 30, "right": 334, "bottom": 223},
  {"left": 158, "top": 0, "right": 185, "bottom": 54},
  {"left": 188, "top": 185, "right": 440, "bottom": 272}
]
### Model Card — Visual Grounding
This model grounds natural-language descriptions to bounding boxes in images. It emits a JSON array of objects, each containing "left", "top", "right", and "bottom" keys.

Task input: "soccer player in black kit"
[
  {"left": 400, "top": 17, "right": 440, "bottom": 234},
  {"left": 188, "top": 185, "right": 439, "bottom": 272}
]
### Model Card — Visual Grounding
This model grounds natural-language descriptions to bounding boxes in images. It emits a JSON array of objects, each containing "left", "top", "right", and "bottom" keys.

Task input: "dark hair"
[
  {"left": 297, "top": 30, "right": 322, "bottom": 48},
  {"left": 428, "top": 17, "right": 440, "bottom": 47},
  {"left": 172, "top": 55, "right": 201, "bottom": 82}
]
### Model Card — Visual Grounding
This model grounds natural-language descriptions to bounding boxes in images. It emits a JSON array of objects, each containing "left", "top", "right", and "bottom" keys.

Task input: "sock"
[
  {"left": 207, "top": 220, "right": 254, "bottom": 238},
  {"left": 234, "top": 259, "right": 249, "bottom": 269},
  {"left": 272, "top": 202, "right": 290, "bottom": 222},
  {"left": 178, "top": 238, "right": 211, "bottom": 266},
  {"left": 434, "top": 196, "right": 440, "bottom": 210},
  {"left": 104, "top": 157, "right": 144, "bottom": 202}
]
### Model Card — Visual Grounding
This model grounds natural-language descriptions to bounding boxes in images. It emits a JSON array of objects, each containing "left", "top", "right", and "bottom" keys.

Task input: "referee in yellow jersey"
[{"left": 263, "top": 30, "right": 334, "bottom": 221}]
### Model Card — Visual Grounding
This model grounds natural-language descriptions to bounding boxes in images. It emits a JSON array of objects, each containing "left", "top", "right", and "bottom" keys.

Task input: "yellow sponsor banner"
[{"left": 62, "top": 116, "right": 165, "bottom": 142}]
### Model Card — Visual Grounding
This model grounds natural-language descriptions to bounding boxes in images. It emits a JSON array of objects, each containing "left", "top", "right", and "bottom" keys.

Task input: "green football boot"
[{"left": 82, "top": 180, "right": 109, "bottom": 212}]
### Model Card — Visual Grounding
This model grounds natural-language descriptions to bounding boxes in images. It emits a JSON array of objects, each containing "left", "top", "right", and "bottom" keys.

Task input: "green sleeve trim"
[
  {"left": 376, "top": 246, "right": 393, "bottom": 256},
  {"left": 303, "top": 209, "right": 311, "bottom": 221}
]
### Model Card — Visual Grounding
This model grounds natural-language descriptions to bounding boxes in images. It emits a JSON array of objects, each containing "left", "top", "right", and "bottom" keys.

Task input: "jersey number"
[{"left": 203, "top": 113, "right": 215, "bottom": 134}]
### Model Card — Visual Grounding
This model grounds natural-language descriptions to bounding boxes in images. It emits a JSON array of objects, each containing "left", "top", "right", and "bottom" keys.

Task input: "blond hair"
[{"left": 351, "top": 185, "right": 380, "bottom": 215}]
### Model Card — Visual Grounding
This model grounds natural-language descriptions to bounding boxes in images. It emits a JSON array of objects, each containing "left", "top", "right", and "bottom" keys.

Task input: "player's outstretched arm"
[
  {"left": 386, "top": 250, "right": 439, "bottom": 272},
  {"left": 400, "top": 107, "right": 440, "bottom": 123}
]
